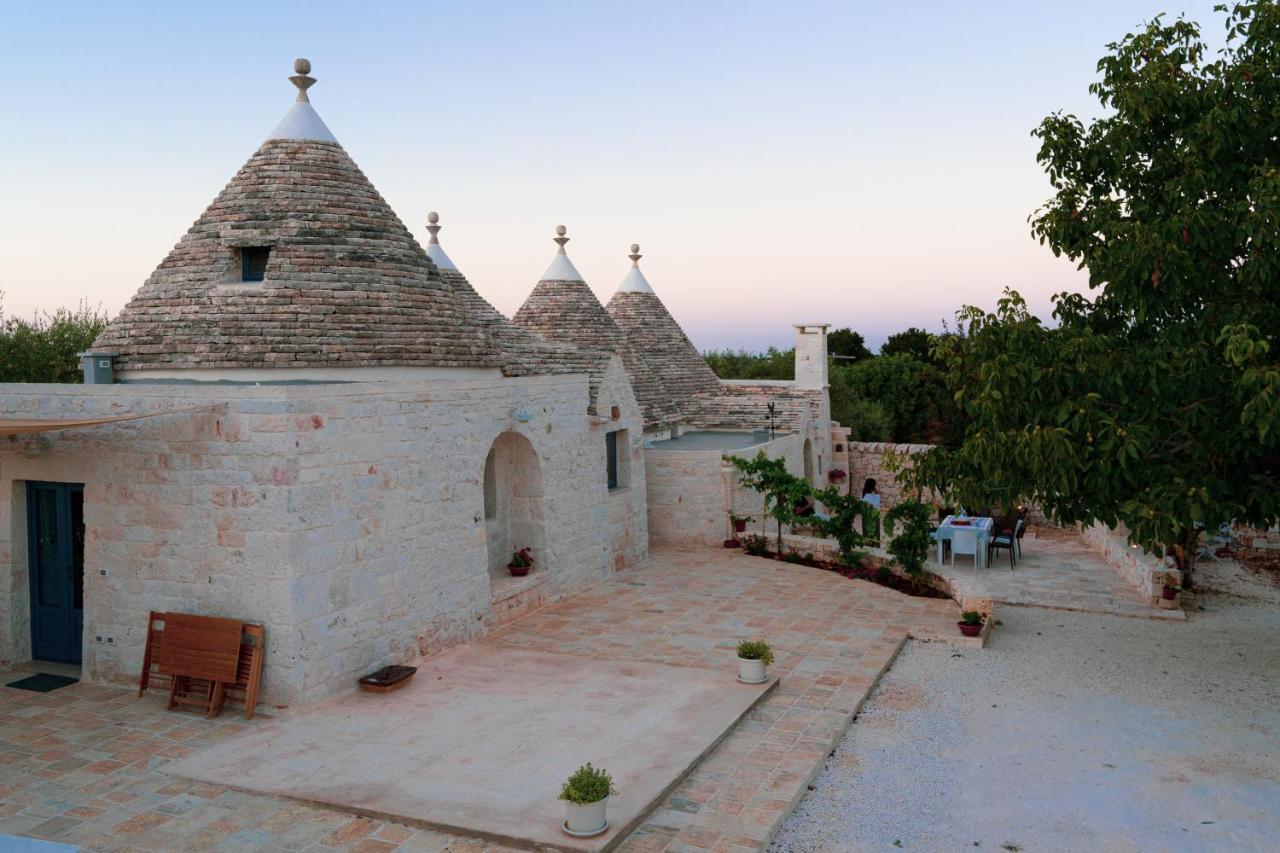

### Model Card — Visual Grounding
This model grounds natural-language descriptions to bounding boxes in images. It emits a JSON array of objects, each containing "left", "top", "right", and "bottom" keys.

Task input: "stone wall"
[
  {"left": 1236, "top": 524, "right": 1280, "bottom": 555},
  {"left": 0, "top": 369, "right": 647, "bottom": 708},
  {"left": 1080, "top": 522, "right": 1179, "bottom": 602},
  {"left": 645, "top": 433, "right": 807, "bottom": 548}
]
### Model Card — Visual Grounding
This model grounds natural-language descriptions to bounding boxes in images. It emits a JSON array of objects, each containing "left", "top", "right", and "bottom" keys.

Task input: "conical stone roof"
[
  {"left": 94, "top": 60, "right": 500, "bottom": 373},
  {"left": 423, "top": 213, "right": 613, "bottom": 413},
  {"left": 513, "top": 227, "right": 681, "bottom": 430},
  {"left": 606, "top": 244, "right": 722, "bottom": 409}
]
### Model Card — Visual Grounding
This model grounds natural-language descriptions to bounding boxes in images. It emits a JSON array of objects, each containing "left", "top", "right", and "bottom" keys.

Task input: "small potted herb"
[
  {"left": 736, "top": 639, "right": 774, "bottom": 684},
  {"left": 559, "top": 763, "right": 615, "bottom": 837},
  {"left": 958, "top": 611, "right": 984, "bottom": 637},
  {"left": 730, "top": 513, "right": 751, "bottom": 534},
  {"left": 508, "top": 547, "right": 533, "bottom": 577}
]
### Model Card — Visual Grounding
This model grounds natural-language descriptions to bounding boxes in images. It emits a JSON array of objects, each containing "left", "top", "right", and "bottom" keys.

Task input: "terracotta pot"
[
  {"left": 1161, "top": 585, "right": 1179, "bottom": 600},
  {"left": 508, "top": 564, "right": 531, "bottom": 577},
  {"left": 733, "top": 520, "right": 747, "bottom": 533},
  {"left": 958, "top": 621, "right": 982, "bottom": 637}
]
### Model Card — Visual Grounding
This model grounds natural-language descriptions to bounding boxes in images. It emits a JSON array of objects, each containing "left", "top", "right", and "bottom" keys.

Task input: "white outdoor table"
[{"left": 934, "top": 515, "right": 994, "bottom": 569}]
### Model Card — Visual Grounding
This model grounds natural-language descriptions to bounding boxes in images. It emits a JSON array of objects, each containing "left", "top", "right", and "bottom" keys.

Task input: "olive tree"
[{"left": 904, "top": 3, "right": 1280, "bottom": 586}]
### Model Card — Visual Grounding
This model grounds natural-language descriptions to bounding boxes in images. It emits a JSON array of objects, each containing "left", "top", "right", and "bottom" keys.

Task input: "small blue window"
[
  {"left": 241, "top": 247, "right": 270, "bottom": 282},
  {"left": 606, "top": 431, "right": 619, "bottom": 490}
]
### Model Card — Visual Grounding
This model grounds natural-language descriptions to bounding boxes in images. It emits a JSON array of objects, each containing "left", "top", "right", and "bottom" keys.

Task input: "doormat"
[{"left": 5, "top": 673, "right": 79, "bottom": 693}]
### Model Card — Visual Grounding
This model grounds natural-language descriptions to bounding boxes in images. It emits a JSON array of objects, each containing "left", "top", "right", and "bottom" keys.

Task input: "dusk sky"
[{"left": 0, "top": 1, "right": 1224, "bottom": 351}]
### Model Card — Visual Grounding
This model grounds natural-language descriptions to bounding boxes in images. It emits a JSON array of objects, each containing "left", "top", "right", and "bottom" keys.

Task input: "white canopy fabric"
[{"left": 0, "top": 412, "right": 172, "bottom": 437}]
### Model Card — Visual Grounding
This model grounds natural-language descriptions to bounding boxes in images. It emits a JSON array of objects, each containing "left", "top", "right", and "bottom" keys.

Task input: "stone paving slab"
[
  {"left": 164, "top": 646, "right": 775, "bottom": 851},
  {"left": 935, "top": 529, "right": 1183, "bottom": 621},
  {"left": 0, "top": 546, "right": 960, "bottom": 852}
]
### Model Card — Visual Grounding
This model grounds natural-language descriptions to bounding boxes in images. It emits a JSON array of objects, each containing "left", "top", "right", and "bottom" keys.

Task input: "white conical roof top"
[
  {"left": 615, "top": 244, "right": 654, "bottom": 293},
  {"left": 267, "top": 58, "right": 339, "bottom": 143},
  {"left": 423, "top": 211, "right": 457, "bottom": 270},
  {"left": 540, "top": 225, "right": 584, "bottom": 281}
]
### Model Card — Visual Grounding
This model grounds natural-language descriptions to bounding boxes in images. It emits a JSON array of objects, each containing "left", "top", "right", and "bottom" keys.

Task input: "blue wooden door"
[{"left": 27, "top": 482, "right": 85, "bottom": 664}]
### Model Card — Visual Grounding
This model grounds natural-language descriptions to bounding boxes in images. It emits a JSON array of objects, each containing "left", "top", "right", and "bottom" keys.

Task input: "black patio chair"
[{"left": 988, "top": 518, "right": 1022, "bottom": 569}]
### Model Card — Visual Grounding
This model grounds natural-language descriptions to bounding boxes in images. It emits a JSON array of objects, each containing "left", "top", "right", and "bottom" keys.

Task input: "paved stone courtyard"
[
  {"left": 935, "top": 526, "right": 1180, "bottom": 620},
  {"left": 1, "top": 547, "right": 960, "bottom": 852}
]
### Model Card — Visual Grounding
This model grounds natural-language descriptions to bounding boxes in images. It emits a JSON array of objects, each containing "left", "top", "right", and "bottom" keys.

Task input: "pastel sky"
[{"left": 0, "top": 0, "right": 1225, "bottom": 352}]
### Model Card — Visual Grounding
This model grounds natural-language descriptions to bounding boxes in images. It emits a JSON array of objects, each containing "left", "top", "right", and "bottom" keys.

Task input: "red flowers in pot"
[{"left": 508, "top": 547, "right": 533, "bottom": 577}]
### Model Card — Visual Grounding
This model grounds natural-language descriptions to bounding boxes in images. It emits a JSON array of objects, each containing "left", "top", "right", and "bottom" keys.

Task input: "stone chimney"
[{"left": 793, "top": 324, "right": 829, "bottom": 390}]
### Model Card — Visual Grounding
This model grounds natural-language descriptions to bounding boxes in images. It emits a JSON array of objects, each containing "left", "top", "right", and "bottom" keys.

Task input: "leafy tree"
[
  {"left": 828, "top": 327, "right": 872, "bottom": 362},
  {"left": 729, "top": 452, "right": 810, "bottom": 553},
  {"left": 831, "top": 354, "right": 958, "bottom": 444},
  {"left": 702, "top": 347, "right": 793, "bottom": 380},
  {"left": 880, "top": 327, "right": 937, "bottom": 364},
  {"left": 813, "top": 486, "right": 880, "bottom": 564},
  {"left": 831, "top": 396, "right": 894, "bottom": 442},
  {"left": 0, "top": 294, "right": 109, "bottom": 383},
  {"left": 904, "top": 3, "right": 1280, "bottom": 587},
  {"left": 884, "top": 499, "right": 933, "bottom": 589}
]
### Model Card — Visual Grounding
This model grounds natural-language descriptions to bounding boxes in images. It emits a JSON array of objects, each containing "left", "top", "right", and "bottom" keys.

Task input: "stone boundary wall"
[
  {"left": 646, "top": 433, "right": 806, "bottom": 548},
  {"left": 1236, "top": 524, "right": 1280, "bottom": 555},
  {"left": 1080, "top": 522, "right": 1179, "bottom": 602}
]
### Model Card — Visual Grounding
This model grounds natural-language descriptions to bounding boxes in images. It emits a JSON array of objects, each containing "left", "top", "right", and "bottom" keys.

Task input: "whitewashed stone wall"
[
  {"left": 1081, "top": 522, "right": 1179, "bottom": 602},
  {"left": 0, "top": 368, "right": 647, "bottom": 709},
  {"left": 645, "top": 433, "right": 806, "bottom": 548}
]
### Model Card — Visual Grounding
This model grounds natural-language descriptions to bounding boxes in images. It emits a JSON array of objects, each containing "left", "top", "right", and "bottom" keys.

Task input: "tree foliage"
[
  {"left": 728, "top": 452, "right": 810, "bottom": 552},
  {"left": 812, "top": 486, "right": 880, "bottom": 564},
  {"left": 879, "top": 327, "right": 935, "bottom": 363},
  {"left": 0, "top": 294, "right": 110, "bottom": 384},
  {"left": 828, "top": 327, "right": 873, "bottom": 362},
  {"left": 884, "top": 499, "right": 933, "bottom": 588},
  {"left": 702, "top": 346, "right": 793, "bottom": 380},
  {"left": 904, "top": 3, "right": 1280, "bottom": 583}
]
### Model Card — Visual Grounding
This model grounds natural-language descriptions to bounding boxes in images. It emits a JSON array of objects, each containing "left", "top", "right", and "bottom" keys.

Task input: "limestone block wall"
[
  {"left": 1081, "top": 522, "right": 1179, "bottom": 602},
  {"left": 645, "top": 433, "right": 805, "bottom": 548},
  {"left": 0, "top": 368, "right": 648, "bottom": 709},
  {"left": 0, "top": 384, "right": 305, "bottom": 703},
  {"left": 846, "top": 442, "right": 938, "bottom": 513},
  {"left": 1236, "top": 524, "right": 1280, "bottom": 555}
]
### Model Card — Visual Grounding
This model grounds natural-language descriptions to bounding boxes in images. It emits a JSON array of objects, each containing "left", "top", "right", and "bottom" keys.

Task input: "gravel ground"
[{"left": 772, "top": 557, "right": 1280, "bottom": 852}]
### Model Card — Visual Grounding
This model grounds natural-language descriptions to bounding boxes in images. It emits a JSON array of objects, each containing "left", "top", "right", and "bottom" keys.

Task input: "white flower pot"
[
  {"left": 738, "top": 656, "right": 767, "bottom": 684},
  {"left": 564, "top": 797, "right": 608, "bottom": 835}
]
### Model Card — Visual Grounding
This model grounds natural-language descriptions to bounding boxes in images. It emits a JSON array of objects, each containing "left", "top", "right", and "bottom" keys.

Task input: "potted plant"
[
  {"left": 730, "top": 513, "right": 751, "bottom": 534},
  {"left": 559, "top": 763, "right": 615, "bottom": 837},
  {"left": 827, "top": 467, "right": 847, "bottom": 483},
  {"left": 736, "top": 639, "right": 774, "bottom": 684},
  {"left": 1161, "top": 584, "right": 1179, "bottom": 600},
  {"left": 958, "top": 611, "right": 984, "bottom": 637},
  {"left": 508, "top": 547, "right": 533, "bottom": 577}
]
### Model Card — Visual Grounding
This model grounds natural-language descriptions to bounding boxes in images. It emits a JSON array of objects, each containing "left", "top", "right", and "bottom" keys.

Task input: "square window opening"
[
  {"left": 605, "top": 429, "right": 629, "bottom": 492},
  {"left": 241, "top": 247, "right": 271, "bottom": 282}
]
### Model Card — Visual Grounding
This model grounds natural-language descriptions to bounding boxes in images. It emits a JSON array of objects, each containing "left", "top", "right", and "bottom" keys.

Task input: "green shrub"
[
  {"left": 885, "top": 499, "right": 934, "bottom": 589},
  {"left": 0, "top": 296, "right": 109, "bottom": 383},
  {"left": 875, "top": 564, "right": 894, "bottom": 583},
  {"left": 832, "top": 397, "right": 894, "bottom": 442},
  {"left": 559, "top": 763, "right": 616, "bottom": 804},
  {"left": 736, "top": 639, "right": 774, "bottom": 665},
  {"left": 742, "top": 534, "right": 769, "bottom": 556}
]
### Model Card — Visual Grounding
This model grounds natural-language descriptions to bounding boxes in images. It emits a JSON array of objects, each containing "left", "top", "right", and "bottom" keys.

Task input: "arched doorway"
[
  {"left": 482, "top": 432, "right": 546, "bottom": 582},
  {"left": 803, "top": 438, "right": 815, "bottom": 485}
]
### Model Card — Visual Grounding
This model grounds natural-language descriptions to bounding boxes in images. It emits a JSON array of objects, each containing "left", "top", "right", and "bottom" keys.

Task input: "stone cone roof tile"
[
  {"left": 94, "top": 138, "right": 502, "bottom": 371},
  {"left": 437, "top": 266, "right": 613, "bottom": 413},
  {"left": 607, "top": 288, "right": 721, "bottom": 406},
  {"left": 514, "top": 275, "right": 682, "bottom": 430}
]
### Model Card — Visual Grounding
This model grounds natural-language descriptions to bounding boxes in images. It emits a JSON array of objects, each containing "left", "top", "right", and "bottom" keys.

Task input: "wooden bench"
[{"left": 138, "top": 611, "right": 266, "bottom": 719}]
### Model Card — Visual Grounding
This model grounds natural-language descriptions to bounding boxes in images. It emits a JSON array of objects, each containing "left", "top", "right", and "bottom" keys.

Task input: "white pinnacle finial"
[
  {"left": 628, "top": 243, "right": 642, "bottom": 267},
  {"left": 553, "top": 224, "right": 569, "bottom": 254},
  {"left": 290, "top": 58, "right": 316, "bottom": 102},
  {"left": 426, "top": 211, "right": 441, "bottom": 245},
  {"left": 423, "top": 210, "right": 457, "bottom": 270}
]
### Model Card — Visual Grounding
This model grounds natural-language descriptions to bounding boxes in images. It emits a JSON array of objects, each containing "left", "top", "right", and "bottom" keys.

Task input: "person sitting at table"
[{"left": 860, "top": 478, "right": 882, "bottom": 537}]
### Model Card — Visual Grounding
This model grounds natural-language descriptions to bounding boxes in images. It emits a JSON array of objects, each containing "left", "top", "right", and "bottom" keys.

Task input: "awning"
[{"left": 0, "top": 412, "right": 175, "bottom": 438}]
